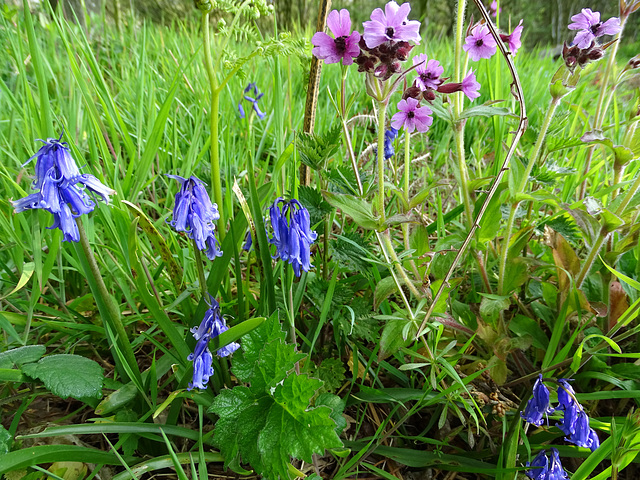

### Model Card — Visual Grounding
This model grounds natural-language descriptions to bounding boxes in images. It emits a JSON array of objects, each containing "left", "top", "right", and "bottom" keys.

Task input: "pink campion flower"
[
  {"left": 500, "top": 20, "right": 524, "bottom": 54},
  {"left": 312, "top": 9, "right": 361, "bottom": 65},
  {"left": 390, "top": 97, "right": 433, "bottom": 133},
  {"left": 437, "top": 70, "right": 481, "bottom": 101},
  {"left": 463, "top": 24, "right": 497, "bottom": 61},
  {"left": 568, "top": 8, "right": 621, "bottom": 49},
  {"left": 413, "top": 54, "right": 444, "bottom": 91},
  {"left": 363, "top": 1, "right": 421, "bottom": 49},
  {"left": 461, "top": 70, "right": 481, "bottom": 100}
]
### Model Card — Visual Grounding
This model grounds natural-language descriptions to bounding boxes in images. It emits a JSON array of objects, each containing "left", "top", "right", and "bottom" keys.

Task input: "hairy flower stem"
[
  {"left": 452, "top": 0, "right": 473, "bottom": 228},
  {"left": 402, "top": 132, "right": 421, "bottom": 280},
  {"left": 202, "top": 12, "right": 225, "bottom": 238},
  {"left": 377, "top": 101, "right": 388, "bottom": 221},
  {"left": 498, "top": 97, "right": 559, "bottom": 294},
  {"left": 578, "top": 16, "right": 627, "bottom": 200},
  {"left": 76, "top": 218, "right": 140, "bottom": 382}
]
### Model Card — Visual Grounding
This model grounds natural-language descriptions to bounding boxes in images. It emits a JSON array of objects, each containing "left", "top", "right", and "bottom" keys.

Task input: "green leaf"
[
  {"left": 379, "top": 316, "right": 417, "bottom": 360},
  {"left": 581, "top": 131, "right": 635, "bottom": 167},
  {"left": 0, "top": 424, "right": 11, "bottom": 455},
  {"left": 211, "top": 376, "right": 341, "bottom": 480},
  {"left": 324, "top": 192, "right": 380, "bottom": 230},
  {"left": 460, "top": 102, "right": 513, "bottom": 120},
  {"left": 0, "top": 445, "right": 136, "bottom": 474},
  {"left": 509, "top": 315, "right": 549, "bottom": 350},
  {"left": 1, "top": 261, "right": 35, "bottom": 300},
  {"left": 0, "top": 345, "right": 46, "bottom": 368},
  {"left": 296, "top": 125, "right": 342, "bottom": 171},
  {"left": 479, "top": 294, "right": 511, "bottom": 325},
  {"left": 374, "top": 276, "right": 400, "bottom": 310},
  {"left": 21, "top": 354, "right": 104, "bottom": 400},
  {"left": 209, "top": 317, "right": 342, "bottom": 479}
]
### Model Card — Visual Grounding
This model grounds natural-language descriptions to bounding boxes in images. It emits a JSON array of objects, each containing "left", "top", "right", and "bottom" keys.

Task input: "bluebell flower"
[
  {"left": 568, "top": 410, "right": 600, "bottom": 451},
  {"left": 166, "top": 174, "right": 223, "bottom": 260},
  {"left": 187, "top": 296, "right": 240, "bottom": 390},
  {"left": 242, "top": 230, "right": 253, "bottom": 251},
  {"left": 556, "top": 379, "right": 600, "bottom": 451},
  {"left": 521, "top": 375, "right": 554, "bottom": 426},
  {"left": 269, "top": 197, "right": 318, "bottom": 277},
  {"left": 526, "top": 449, "right": 568, "bottom": 480},
  {"left": 384, "top": 127, "right": 398, "bottom": 160},
  {"left": 12, "top": 134, "right": 115, "bottom": 242},
  {"left": 238, "top": 82, "right": 266, "bottom": 120}
]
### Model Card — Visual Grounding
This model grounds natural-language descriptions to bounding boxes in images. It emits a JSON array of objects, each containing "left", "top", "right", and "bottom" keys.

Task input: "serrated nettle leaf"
[
  {"left": 21, "top": 354, "right": 104, "bottom": 400},
  {"left": 210, "top": 374, "right": 342, "bottom": 480},
  {"left": 0, "top": 345, "right": 46, "bottom": 368},
  {"left": 323, "top": 191, "right": 380, "bottom": 230}
]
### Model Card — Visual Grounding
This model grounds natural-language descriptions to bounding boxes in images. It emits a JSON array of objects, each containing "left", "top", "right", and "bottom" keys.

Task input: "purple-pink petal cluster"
[
  {"left": 391, "top": 97, "right": 433, "bottom": 133},
  {"left": 463, "top": 24, "right": 497, "bottom": 61},
  {"left": 312, "top": 9, "right": 361, "bottom": 65},
  {"left": 363, "top": 1, "right": 421, "bottom": 49},
  {"left": 568, "top": 8, "right": 621, "bottom": 49},
  {"left": 500, "top": 20, "right": 524, "bottom": 54},
  {"left": 413, "top": 54, "right": 444, "bottom": 91}
]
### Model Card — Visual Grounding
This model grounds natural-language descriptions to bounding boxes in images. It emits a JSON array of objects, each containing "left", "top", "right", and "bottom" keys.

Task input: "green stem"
[
  {"left": 578, "top": 15, "right": 628, "bottom": 200},
  {"left": 193, "top": 242, "right": 208, "bottom": 298},
  {"left": 452, "top": 0, "right": 472, "bottom": 228},
  {"left": 401, "top": 131, "right": 421, "bottom": 280},
  {"left": 575, "top": 170, "right": 640, "bottom": 287},
  {"left": 201, "top": 12, "right": 225, "bottom": 237},
  {"left": 519, "top": 96, "right": 560, "bottom": 194},
  {"left": 76, "top": 218, "right": 139, "bottom": 380},
  {"left": 497, "top": 203, "right": 518, "bottom": 295},
  {"left": 377, "top": 101, "right": 387, "bottom": 221}
]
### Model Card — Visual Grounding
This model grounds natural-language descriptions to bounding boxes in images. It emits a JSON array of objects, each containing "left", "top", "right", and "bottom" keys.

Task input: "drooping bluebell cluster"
[
  {"left": 521, "top": 376, "right": 600, "bottom": 479},
  {"left": 238, "top": 82, "right": 266, "bottom": 120},
  {"left": 556, "top": 379, "right": 600, "bottom": 451},
  {"left": 269, "top": 198, "right": 318, "bottom": 277},
  {"left": 12, "top": 134, "right": 116, "bottom": 242},
  {"left": 527, "top": 449, "right": 568, "bottom": 480},
  {"left": 521, "top": 374, "right": 555, "bottom": 426},
  {"left": 187, "top": 295, "right": 240, "bottom": 390},
  {"left": 166, "top": 175, "right": 223, "bottom": 261}
]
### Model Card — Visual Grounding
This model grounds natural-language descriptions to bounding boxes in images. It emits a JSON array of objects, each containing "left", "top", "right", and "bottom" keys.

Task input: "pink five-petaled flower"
[
  {"left": 363, "top": 1, "right": 421, "bottom": 49},
  {"left": 490, "top": 1, "right": 501, "bottom": 17},
  {"left": 463, "top": 24, "right": 497, "bottom": 61},
  {"left": 462, "top": 70, "right": 481, "bottom": 100},
  {"left": 312, "top": 9, "right": 361, "bottom": 65},
  {"left": 413, "top": 54, "right": 444, "bottom": 91},
  {"left": 437, "top": 70, "right": 481, "bottom": 101},
  {"left": 500, "top": 20, "right": 524, "bottom": 55},
  {"left": 390, "top": 97, "right": 433, "bottom": 134},
  {"left": 568, "top": 8, "right": 621, "bottom": 49}
]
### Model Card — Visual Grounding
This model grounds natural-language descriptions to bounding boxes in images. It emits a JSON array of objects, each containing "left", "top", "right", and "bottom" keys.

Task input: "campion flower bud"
[
  {"left": 11, "top": 134, "right": 115, "bottom": 242},
  {"left": 568, "top": 8, "right": 621, "bottom": 49},
  {"left": 187, "top": 295, "right": 240, "bottom": 390},
  {"left": 269, "top": 198, "right": 318, "bottom": 277},
  {"left": 402, "top": 85, "right": 423, "bottom": 101},
  {"left": 166, "top": 174, "right": 223, "bottom": 260},
  {"left": 311, "top": 9, "right": 361, "bottom": 66}
]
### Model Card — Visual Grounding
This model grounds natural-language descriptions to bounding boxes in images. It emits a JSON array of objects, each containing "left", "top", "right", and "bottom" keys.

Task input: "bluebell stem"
[
  {"left": 187, "top": 296, "right": 240, "bottom": 390},
  {"left": 166, "top": 174, "right": 223, "bottom": 260},
  {"left": 12, "top": 134, "right": 115, "bottom": 242},
  {"left": 521, "top": 374, "right": 554, "bottom": 426},
  {"left": 238, "top": 82, "right": 266, "bottom": 120},
  {"left": 269, "top": 198, "right": 318, "bottom": 277}
]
